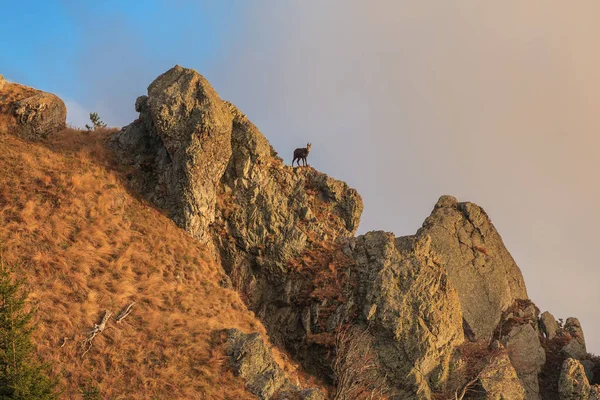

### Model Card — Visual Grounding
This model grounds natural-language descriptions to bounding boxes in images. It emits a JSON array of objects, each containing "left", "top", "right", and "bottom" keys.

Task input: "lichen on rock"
[
  {"left": 418, "top": 195, "right": 529, "bottom": 341},
  {"left": 0, "top": 78, "right": 66, "bottom": 139}
]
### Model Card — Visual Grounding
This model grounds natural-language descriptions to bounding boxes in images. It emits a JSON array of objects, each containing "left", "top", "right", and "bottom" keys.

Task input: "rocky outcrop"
[
  {"left": 418, "top": 195, "right": 528, "bottom": 341},
  {"left": 0, "top": 78, "right": 66, "bottom": 139},
  {"left": 501, "top": 323, "right": 546, "bottom": 400},
  {"left": 478, "top": 349, "right": 525, "bottom": 400},
  {"left": 559, "top": 358, "right": 600, "bottom": 400},
  {"left": 111, "top": 65, "right": 362, "bottom": 253},
  {"left": 226, "top": 329, "right": 325, "bottom": 400},
  {"left": 540, "top": 311, "right": 560, "bottom": 339},
  {"left": 562, "top": 318, "right": 588, "bottom": 360},
  {"left": 112, "top": 65, "right": 234, "bottom": 244},
  {"left": 350, "top": 232, "right": 464, "bottom": 398},
  {"left": 112, "top": 66, "right": 592, "bottom": 400}
]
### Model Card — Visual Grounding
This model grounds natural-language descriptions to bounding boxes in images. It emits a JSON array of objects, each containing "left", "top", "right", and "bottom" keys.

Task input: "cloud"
[{"left": 62, "top": 97, "right": 91, "bottom": 128}]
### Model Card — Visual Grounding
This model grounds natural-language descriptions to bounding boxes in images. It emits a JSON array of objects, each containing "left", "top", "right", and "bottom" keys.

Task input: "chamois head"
[{"left": 306, "top": 143, "right": 312, "bottom": 152}]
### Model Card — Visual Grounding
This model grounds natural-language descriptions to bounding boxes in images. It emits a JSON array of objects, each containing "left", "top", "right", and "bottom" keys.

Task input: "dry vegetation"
[
  {"left": 433, "top": 341, "right": 501, "bottom": 400},
  {"left": 0, "top": 128, "right": 309, "bottom": 399}
]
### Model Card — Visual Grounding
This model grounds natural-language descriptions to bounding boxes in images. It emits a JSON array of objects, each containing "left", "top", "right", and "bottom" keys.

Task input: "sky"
[{"left": 2, "top": 1, "right": 599, "bottom": 352}]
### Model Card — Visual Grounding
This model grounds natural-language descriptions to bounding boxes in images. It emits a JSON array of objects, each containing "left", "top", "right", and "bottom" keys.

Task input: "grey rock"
[
  {"left": 540, "top": 311, "right": 560, "bottom": 339},
  {"left": 417, "top": 196, "right": 529, "bottom": 341},
  {"left": 0, "top": 79, "right": 66, "bottom": 139},
  {"left": 351, "top": 231, "right": 464, "bottom": 397},
  {"left": 111, "top": 65, "right": 234, "bottom": 244},
  {"left": 562, "top": 318, "right": 588, "bottom": 360},
  {"left": 226, "top": 329, "right": 290, "bottom": 399},
  {"left": 502, "top": 324, "right": 546, "bottom": 400},
  {"left": 478, "top": 350, "right": 526, "bottom": 400},
  {"left": 559, "top": 358, "right": 592, "bottom": 400}
]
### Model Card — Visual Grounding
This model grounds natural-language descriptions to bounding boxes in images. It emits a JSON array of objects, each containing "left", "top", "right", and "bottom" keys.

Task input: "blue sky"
[
  {"left": 0, "top": 1, "right": 246, "bottom": 126},
  {"left": 3, "top": 1, "right": 600, "bottom": 352}
]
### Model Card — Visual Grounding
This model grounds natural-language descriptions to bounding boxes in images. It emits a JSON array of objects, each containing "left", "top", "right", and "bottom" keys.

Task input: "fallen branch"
[
  {"left": 80, "top": 310, "right": 112, "bottom": 358},
  {"left": 116, "top": 302, "right": 135, "bottom": 324}
]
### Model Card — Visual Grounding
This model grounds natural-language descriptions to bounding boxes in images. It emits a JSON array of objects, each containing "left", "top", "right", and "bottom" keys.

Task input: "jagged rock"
[
  {"left": 226, "top": 329, "right": 292, "bottom": 399},
  {"left": 214, "top": 103, "right": 362, "bottom": 281},
  {"left": 111, "top": 65, "right": 234, "bottom": 244},
  {"left": 0, "top": 79, "right": 66, "bottom": 139},
  {"left": 562, "top": 318, "right": 588, "bottom": 360},
  {"left": 501, "top": 323, "right": 545, "bottom": 400},
  {"left": 559, "top": 358, "right": 597, "bottom": 400},
  {"left": 478, "top": 350, "right": 525, "bottom": 400},
  {"left": 417, "top": 196, "right": 528, "bottom": 341},
  {"left": 540, "top": 311, "right": 560, "bottom": 339},
  {"left": 351, "top": 231, "right": 464, "bottom": 398}
]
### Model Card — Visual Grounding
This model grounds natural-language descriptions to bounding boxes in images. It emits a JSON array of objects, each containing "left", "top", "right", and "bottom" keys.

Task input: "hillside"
[{"left": 0, "top": 129, "right": 321, "bottom": 399}]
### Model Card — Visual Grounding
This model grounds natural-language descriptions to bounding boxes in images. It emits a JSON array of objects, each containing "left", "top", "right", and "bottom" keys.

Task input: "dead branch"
[
  {"left": 332, "top": 324, "right": 391, "bottom": 400},
  {"left": 80, "top": 310, "right": 112, "bottom": 358},
  {"left": 116, "top": 302, "right": 135, "bottom": 324}
]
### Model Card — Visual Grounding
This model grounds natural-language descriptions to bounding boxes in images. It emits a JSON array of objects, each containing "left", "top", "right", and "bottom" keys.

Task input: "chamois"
[{"left": 292, "top": 143, "right": 312, "bottom": 167}]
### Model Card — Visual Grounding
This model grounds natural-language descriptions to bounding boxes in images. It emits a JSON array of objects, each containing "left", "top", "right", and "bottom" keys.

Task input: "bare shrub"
[{"left": 332, "top": 325, "right": 391, "bottom": 400}]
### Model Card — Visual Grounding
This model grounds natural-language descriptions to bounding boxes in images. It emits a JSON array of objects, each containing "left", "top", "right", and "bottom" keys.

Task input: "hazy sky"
[{"left": 2, "top": 1, "right": 599, "bottom": 352}]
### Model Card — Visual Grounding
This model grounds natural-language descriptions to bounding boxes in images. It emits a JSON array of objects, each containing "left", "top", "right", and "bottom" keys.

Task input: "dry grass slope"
[{"left": 0, "top": 128, "right": 308, "bottom": 399}]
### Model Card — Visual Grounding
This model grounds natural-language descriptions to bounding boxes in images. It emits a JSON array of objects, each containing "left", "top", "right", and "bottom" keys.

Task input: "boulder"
[
  {"left": 540, "top": 311, "right": 560, "bottom": 339},
  {"left": 478, "top": 349, "right": 525, "bottom": 400},
  {"left": 0, "top": 79, "right": 66, "bottom": 139},
  {"left": 501, "top": 323, "right": 546, "bottom": 400},
  {"left": 417, "top": 196, "right": 529, "bottom": 341},
  {"left": 559, "top": 358, "right": 593, "bottom": 400}
]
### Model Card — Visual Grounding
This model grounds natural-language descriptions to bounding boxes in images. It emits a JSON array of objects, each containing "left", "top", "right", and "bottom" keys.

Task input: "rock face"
[
  {"left": 350, "top": 232, "right": 464, "bottom": 398},
  {"left": 559, "top": 358, "right": 600, "bottom": 400},
  {"left": 417, "top": 195, "right": 529, "bottom": 341},
  {"left": 111, "top": 65, "right": 362, "bottom": 251},
  {"left": 501, "top": 323, "right": 546, "bottom": 400},
  {"left": 562, "top": 318, "right": 588, "bottom": 360},
  {"left": 226, "top": 329, "right": 324, "bottom": 400},
  {"left": 112, "top": 66, "right": 234, "bottom": 243},
  {"left": 478, "top": 350, "right": 526, "bottom": 400},
  {"left": 0, "top": 78, "right": 66, "bottom": 139}
]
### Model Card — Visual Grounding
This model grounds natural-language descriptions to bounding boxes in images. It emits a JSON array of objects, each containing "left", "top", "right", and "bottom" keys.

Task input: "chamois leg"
[{"left": 292, "top": 157, "right": 296, "bottom": 167}]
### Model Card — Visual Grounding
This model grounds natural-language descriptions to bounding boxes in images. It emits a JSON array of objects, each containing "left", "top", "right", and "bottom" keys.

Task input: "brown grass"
[{"left": 0, "top": 129, "right": 310, "bottom": 399}]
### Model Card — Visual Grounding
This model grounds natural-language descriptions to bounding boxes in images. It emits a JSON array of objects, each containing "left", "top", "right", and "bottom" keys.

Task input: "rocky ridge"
[{"left": 105, "top": 65, "right": 597, "bottom": 399}]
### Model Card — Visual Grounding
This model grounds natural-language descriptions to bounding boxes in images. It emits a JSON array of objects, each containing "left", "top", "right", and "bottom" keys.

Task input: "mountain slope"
[{"left": 0, "top": 129, "right": 313, "bottom": 399}]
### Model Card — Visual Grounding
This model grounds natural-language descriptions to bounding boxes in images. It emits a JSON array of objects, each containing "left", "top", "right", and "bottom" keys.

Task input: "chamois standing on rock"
[{"left": 292, "top": 143, "right": 311, "bottom": 167}]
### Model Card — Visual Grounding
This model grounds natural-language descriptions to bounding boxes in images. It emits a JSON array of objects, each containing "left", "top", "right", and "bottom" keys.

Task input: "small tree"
[
  {"left": 85, "top": 112, "right": 107, "bottom": 131},
  {"left": 0, "top": 257, "right": 58, "bottom": 399}
]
